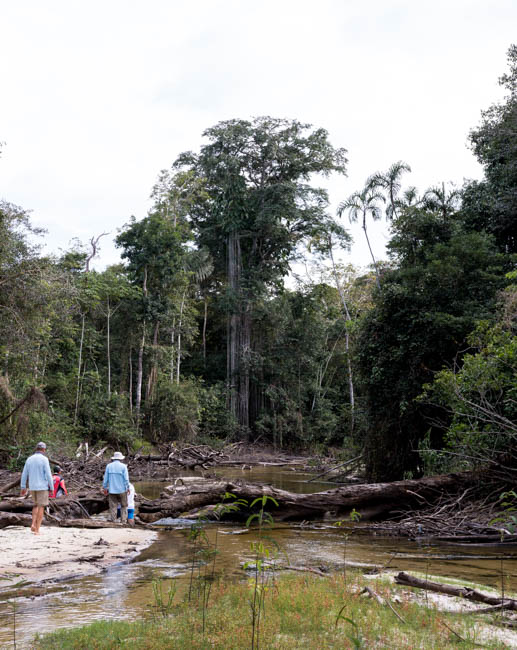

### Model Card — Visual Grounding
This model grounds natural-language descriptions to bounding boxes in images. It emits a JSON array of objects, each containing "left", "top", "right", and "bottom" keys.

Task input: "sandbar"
[{"left": 0, "top": 525, "right": 157, "bottom": 590}]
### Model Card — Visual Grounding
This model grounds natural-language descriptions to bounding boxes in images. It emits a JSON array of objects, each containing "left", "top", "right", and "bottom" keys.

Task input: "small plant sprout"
[
  {"left": 335, "top": 611, "right": 365, "bottom": 649},
  {"left": 335, "top": 508, "right": 362, "bottom": 585},
  {"left": 149, "top": 575, "right": 177, "bottom": 619},
  {"left": 243, "top": 494, "right": 279, "bottom": 650}
]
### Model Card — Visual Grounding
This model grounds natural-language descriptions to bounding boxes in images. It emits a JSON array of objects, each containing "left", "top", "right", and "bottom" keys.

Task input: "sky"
[{"left": 1, "top": 0, "right": 516, "bottom": 272}]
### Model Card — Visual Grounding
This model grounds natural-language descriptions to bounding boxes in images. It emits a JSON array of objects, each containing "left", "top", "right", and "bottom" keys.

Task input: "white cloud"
[{"left": 0, "top": 0, "right": 514, "bottom": 270}]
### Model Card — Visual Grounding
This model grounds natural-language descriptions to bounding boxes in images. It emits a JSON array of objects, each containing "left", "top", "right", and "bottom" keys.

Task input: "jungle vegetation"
[{"left": 1, "top": 46, "right": 517, "bottom": 481}]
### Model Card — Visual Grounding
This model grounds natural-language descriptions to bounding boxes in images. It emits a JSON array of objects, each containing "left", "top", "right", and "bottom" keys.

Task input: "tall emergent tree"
[{"left": 174, "top": 117, "right": 347, "bottom": 434}]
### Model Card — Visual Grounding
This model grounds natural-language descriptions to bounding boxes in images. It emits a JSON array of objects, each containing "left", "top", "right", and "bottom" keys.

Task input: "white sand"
[{"left": 0, "top": 525, "right": 157, "bottom": 589}]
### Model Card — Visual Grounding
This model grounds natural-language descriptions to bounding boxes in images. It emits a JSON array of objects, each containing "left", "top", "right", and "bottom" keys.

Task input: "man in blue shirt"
[
  {"left": 102, "top": 451, "right": 130, "bottom": 524},
  {"left": 20, "top": 441, "right": 53, "bottom": 535}
]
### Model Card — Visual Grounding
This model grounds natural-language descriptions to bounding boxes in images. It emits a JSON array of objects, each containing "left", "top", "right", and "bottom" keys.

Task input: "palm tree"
[
  {"left": 399, "top": 186, "right": 420, "bottom": 209},
  {"left": 338, "top": 177, "right": 385, "bottom": 289},
  {"left": 375, "top": 161, "right": 411, "bottom": 220},
  {"left": 423, "top": 182, "right": 461, "bottom": 220}
]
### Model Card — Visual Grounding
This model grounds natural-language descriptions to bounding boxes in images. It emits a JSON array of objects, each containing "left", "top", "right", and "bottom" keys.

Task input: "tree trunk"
[
  {"left": 138, "top": 472, "right": 481, "bottom": 523},
  {"left": 169, "top": 318, "right": 176, "bottom": 383},
  {"left": 227, "top": 230, "right": 240, "bottom": 420},
  {"left": 176, "top": 288, "right": 187, "bottom": 385},
  {"left": 0, "top": 474, "right": 21, "bottom": 494},
  {"left": 136, "top": 324, "right": 146, "bottom": 419},
  {"left": 74, "top": 313, "right": 86, "bottom": 424},
  {"left": 362, "top": 217, "right": 381, "bottom": 290},
  {"left": 239, "top": 305, "right": 251, "bottom": 434},
  {"left": 146, "top": 321, "right": 159, "bottom": 401},
  {"left": 395, "top": 572, "right": 517, "bottom": 610},
  {"left": 202, "top": 295, "right": 208, "bottom": 364},
  {"left": 328, "top": 238, "right": 354, "bottom": 431},
  {"left": 136, "top": 266, "right": 148, "bottom": 420},
  {"left": 107, "top": 297, "right": 111, "bottom": 398},
  {"left": 128, "top": 345, "right": 133, "bottom": 414}
]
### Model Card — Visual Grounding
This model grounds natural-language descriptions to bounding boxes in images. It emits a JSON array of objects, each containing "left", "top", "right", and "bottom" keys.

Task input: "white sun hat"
[{"left": 111, "top": 451, "right": 125, "bottom": 460}]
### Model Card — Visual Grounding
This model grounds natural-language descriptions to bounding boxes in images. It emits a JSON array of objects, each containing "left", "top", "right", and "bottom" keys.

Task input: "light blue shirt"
[
  {"left": 103, "top": 460, "right": 130, "bottom": 494},
  {"left": 21, "top": 452, "right": 53, "bottom": 491}
]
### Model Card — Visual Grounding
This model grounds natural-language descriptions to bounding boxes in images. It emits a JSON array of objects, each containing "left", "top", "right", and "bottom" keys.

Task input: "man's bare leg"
[
  {"left": 34, "top": 506, "right": 44, "bottom": 534},
  {"left": 31, "top": 506, "right": 37, "bottom": 533}
]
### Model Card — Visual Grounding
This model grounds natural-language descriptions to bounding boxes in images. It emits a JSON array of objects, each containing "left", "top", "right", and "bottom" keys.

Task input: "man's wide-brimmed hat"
[
  {"left": 36, "top": 441, "right": 47, "bottom": 450},
  {"left": 111, "top": 451, "right": 125, "bottom": 460}
]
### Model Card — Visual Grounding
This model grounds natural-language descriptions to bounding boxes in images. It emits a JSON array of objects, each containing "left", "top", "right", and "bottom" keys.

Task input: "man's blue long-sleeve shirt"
[
  {"left": 21, "top": 452, "right": 53, "bottom": 491},
  {"left": 103, "top": 460, "right": 129, "bottom": 494}
]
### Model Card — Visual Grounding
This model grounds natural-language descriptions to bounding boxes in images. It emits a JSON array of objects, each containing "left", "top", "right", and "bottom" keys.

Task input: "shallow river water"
[{"left": 1, "top": 466, "right": 517, "bottom": 646}]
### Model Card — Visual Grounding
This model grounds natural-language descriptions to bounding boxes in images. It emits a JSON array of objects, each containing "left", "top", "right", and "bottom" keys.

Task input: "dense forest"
[{"left": 2, "top": 46, "right": 517, "bottom": 482}]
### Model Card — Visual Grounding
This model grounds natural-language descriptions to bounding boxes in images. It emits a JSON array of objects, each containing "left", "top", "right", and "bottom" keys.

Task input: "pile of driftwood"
[
  {"left": 18, "top": 441, "right": 240, "bottom": 487},
  {"left": 129, "top": 443, "right": 231, "bottom": 478},
  {"left": 355, "top": 482, "right": 513, "bottom": 541},
  {"left": 0, "top": 477, "right": 109, "bottom": 530}
]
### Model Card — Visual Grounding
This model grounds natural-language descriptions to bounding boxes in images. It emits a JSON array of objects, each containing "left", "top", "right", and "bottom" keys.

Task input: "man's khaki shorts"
[{"left": 31, "top": 490, "right": 49, "bottom": 506}]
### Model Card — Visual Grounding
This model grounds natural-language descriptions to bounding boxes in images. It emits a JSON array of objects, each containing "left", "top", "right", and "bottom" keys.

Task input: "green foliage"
[
  {"left": 3, "top": 64, "right": 517, "bottom": 465},
  {"left": 149, "top": 576, "right": 177, "bottom": 619},
  {"left": 463, "top": 45, "right": 517, "bottom": 253},
  {"left": 357, "top": 219, "right": 507, "bottom": 480},
  {"left": 490, "top": 490, "right": 517, "bottom": 536},
  {"left": 419, "top": 306, "right": 517, "bottom": 470},
  {"left": 175, "top": 117, "right": 347, "bottom": 432},
  {"left": 197, "top": 381, "right": 238, "bottom": 440},
  {"left": 148, "top": 378, "right": 201, "bottom": 442},
  {"left": 76, "top": 390, "right": 137, "bottom": 448},
  {"left": 335, "top": 613, "right": 366, "bottom": 649}
]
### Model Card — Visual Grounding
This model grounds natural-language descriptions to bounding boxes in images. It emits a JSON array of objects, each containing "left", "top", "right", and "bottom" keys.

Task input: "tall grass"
[{"left": 34, "top": 571, "right": 507, "bottom": 649}]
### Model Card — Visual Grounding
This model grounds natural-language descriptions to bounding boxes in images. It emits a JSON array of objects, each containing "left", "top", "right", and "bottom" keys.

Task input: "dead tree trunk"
[
  {"left": 395, "top": 572, "right": 517, "bottom": 610},
  {"left": 137, "top": 472, "right": 482, "bottom": 523}
]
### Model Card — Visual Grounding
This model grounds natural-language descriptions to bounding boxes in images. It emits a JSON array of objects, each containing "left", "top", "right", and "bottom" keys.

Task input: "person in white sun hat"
[{"left": 102, "top": 451, "right": 130, "bottom": 524}]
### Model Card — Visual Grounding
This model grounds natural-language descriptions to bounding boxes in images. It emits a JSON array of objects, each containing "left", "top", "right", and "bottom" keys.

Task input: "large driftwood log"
[
  {"left": 394, "top": 572, "right": 517, "bottom": 610},
  {"left": 138, "top": 472, "right": 481, "bottom": 523},
  {"left": 0, "top": 511, "right": 32, "bottom": 528},
  {"left": 0, "top": 491, "right": 108, "bottom": 520}
]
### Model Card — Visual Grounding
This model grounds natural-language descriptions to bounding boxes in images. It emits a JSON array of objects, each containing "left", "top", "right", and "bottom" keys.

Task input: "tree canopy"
[{"left": 1, "top": 48, "right": 517, "bottom": 482}]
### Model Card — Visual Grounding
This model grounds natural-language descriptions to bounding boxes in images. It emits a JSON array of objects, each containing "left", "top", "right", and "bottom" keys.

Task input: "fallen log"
[
  {"left": 394, "top": 572, "right": 517, "bottom": 610},
  {"left": 308, "top": 455, "right": 362, "bottom": 482},
  {"left": 276, "top": 565, "right": 328, "bottom": 577},
  {"left": 0, "top": 473, "right": 21, "bottom": 494},
  {"left": 0, "top": 511, "right": 31, "bottom": 528},
  {"left": 0, "top": 498, "right": 32, "bottom": 513},
  {"left": 138, "top": 471, "right": 484, "bottom": 523}
]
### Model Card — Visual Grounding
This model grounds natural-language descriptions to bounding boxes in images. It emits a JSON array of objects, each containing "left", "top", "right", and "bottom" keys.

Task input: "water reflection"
[{"left": 134, "top": 466, "right": 335, "bottom": 501}]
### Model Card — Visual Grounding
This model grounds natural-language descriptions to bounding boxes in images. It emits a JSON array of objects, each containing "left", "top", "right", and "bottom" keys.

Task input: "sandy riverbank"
[{"left": 0, "top": 525, "right": 157, "bottom": 590}]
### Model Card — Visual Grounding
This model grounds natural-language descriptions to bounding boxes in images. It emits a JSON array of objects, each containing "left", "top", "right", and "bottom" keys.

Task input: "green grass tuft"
[{"left": 34, "top": 571, "right": 510, "bottom": 649}]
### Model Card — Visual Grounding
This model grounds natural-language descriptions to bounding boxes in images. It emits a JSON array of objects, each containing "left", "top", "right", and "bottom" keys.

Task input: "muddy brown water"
[{"left": 1, "top": 466, "right": 517, "bottom": 646}]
